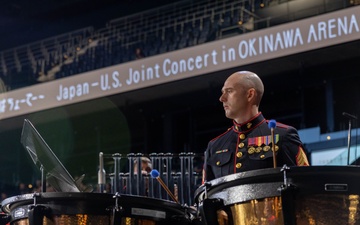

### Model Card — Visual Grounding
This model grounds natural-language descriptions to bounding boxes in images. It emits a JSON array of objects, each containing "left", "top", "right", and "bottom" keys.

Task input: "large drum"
[
  {"left": 1, "top": 192, "right": 196, "bottom": 225},
  {"left": 195, "top": 165, "right": 360, "bottom": 225}
]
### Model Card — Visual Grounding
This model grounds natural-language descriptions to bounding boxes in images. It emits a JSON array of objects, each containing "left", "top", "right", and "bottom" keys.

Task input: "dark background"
[{"left": 0, "top": 0, "right": 359, "bottom": 194}]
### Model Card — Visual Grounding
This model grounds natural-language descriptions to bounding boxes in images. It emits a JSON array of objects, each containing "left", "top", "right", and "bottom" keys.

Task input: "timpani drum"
[
  {"left": 195, "top": 165, "right": 360, "bottom": 225},
  {"left": 1, "top": 192, "right": 196, "bottom": 225}
]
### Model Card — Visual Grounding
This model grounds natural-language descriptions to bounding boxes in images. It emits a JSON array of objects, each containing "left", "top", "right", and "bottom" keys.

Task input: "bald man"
[{"left": 203, "top": 71, "right": 309, "bottom": 182}]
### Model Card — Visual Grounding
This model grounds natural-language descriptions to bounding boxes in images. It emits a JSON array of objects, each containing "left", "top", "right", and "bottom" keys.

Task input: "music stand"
[{"left": 20, "top": 119, "right": 90, "bottom": 192}]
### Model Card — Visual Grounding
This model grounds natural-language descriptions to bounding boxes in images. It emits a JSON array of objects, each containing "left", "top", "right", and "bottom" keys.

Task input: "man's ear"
[{"left": 247, "top": 88, "right": 256, "bottom": 102}]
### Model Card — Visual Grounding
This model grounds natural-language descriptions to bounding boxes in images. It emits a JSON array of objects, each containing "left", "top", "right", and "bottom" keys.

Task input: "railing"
[{"left": 0, "top": 0, "right": 254, "bottom": 90}]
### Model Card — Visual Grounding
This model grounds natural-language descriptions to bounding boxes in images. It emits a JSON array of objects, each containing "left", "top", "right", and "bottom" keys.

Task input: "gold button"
[
  {"left": 236, "top": 163, "right": 242, "bottom": 169},
  {"left": 275, "top": 145, "right": 279, "bottom": 151},
  {"left": 238, "top": 143, "right": 245, "bottom": 148},
  {"left": 260, "top": 154, "right": 265, "bottom": 159},
  {"left": 216, "top": 161, "right": 221, "bottom": 166},
  {"left": 236, "top": 152, "right": 243, "bottom": 158},
  {"left": 239, "top": 134, "right": 245, "bottom": 140}
]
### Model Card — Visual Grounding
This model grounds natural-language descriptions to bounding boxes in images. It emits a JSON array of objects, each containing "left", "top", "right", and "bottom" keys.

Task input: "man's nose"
[{"left": 219, "top": 93, "right": 225, "bottom": 102}]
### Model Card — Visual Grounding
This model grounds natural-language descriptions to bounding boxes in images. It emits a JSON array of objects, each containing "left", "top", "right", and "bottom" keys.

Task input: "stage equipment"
[
  {"left": 0, "top": 119, "right": 200, "bottom": 225},
  {"left": 1, "top": 192, "right": 196, "bottom": 225},
  {"left": 98, "top": 152, "right": 106, "bottom": 193},
  {"left": 20, "top": 119, "right": 92, "bottom": 192},
  {"left": 195, "top": 165, "right": 360, "bottom": 225},
  {"left": 343, "top": 112, "right": 358, "bottom": 165},
  {"left": 103, "top": 152, "right": 202, "bottom": 206}
]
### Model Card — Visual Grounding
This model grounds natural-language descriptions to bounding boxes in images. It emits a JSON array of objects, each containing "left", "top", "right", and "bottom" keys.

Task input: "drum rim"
[
  {"left": 1, "top": 192, "right": 187, "bottom": 215},
  {"left": 195, "top": 165, "right": 360, "bottom": 202},
  {"left": 194, "top": 167, "right": 282, "bottom": 201},
  {"left": 200, "top": 165, "right": 360, "bottom": 187}
]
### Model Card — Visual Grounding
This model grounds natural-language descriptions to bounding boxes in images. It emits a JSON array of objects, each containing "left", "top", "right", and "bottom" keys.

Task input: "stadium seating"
[{"left": 0, "top": 0, "right": 348, "bottom": 91}]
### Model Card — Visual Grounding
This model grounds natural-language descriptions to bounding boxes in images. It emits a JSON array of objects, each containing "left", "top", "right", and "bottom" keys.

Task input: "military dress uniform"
[{"left": 204, "top": 112, "right": 309, "bottom": 181}]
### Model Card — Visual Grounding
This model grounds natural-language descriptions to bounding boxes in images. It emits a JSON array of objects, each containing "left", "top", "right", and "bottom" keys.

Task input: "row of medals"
[{"left": 247, "top": 145, "right": 279, "bottom": 154}]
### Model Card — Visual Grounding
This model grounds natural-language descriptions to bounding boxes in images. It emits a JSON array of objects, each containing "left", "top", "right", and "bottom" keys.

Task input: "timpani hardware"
[{"left": 195, "top": 166, "right": 360, "bottom": 225}]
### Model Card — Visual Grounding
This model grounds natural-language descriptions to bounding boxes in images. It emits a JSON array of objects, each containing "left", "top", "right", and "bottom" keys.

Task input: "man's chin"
[{"left": 224, "top": 112, "right": 233, "bottom": 119}]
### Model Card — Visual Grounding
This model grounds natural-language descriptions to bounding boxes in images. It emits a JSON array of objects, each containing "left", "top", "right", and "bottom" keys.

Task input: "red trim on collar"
[
  {"left": 233, "top": 112, "right": 262, "bottom": 127},
  {"left": 232, "top": 112, "right": 266, "bottom": 133}
]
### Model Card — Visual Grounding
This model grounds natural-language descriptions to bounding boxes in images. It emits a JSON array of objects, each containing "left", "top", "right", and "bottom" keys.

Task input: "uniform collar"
[{"left": 232, "top": 112, "right": 265, "bottom": 133}]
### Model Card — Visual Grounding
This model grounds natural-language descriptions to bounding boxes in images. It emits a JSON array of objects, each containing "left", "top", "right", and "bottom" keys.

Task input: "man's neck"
[{"left": 234, "top": 109, "right": 259, "bottom": 124}]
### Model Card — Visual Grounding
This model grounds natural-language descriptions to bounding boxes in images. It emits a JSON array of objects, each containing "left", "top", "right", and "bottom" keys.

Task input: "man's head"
[
  {"left": 219, "top": 71, "right": 264, "bottom": 123},
  {"left": 134, "top": 157, "right": 152, "bottom": 174}
]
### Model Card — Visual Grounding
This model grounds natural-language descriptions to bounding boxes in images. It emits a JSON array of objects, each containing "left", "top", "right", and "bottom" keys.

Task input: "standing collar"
[{"left": 233, "top": 112, "right": 265, "bottom": 132}]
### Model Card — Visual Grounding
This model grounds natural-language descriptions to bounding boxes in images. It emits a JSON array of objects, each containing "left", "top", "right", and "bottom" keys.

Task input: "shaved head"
[
  {"left": 220, "top": 71, "right": 264, "bottom": 122},
  {"left": 228, "top": 71, "right": 264, "bottom": 106}
]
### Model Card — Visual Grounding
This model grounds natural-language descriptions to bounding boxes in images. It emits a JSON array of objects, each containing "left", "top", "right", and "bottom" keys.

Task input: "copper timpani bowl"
[
  {"left": 195, "top": 166, "right": 360, "bottom": 225},
  {"left": 1, "top": 192, "right": 195, "bottom": 225}
]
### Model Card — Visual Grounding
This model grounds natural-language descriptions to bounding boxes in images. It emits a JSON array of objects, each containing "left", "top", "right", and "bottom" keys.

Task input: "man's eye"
[{"left": 222, "top": 89, "right": 232, "bottom": 94}]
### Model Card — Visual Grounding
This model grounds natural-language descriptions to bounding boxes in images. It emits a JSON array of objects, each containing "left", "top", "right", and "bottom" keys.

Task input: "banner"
[{"left": 0, "top": 6, "right": 359, "bottom": 120}]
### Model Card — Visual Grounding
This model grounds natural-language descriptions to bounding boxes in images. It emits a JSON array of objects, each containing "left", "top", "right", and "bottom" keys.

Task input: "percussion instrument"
[
  {"left": 195, "top": 165, "right": 360, "bottom": 225},
  {"left": 1, "top": 192, "right": 196, "bottom": 225}
]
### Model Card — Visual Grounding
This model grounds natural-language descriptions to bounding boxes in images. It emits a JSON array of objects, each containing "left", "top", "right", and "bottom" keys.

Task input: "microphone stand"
[
  {"left": 346, "top": 118, "right": 352, "bottom": 166},
  {"left": 343, "top": 112, "right": 358, "bottom": 165}
]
